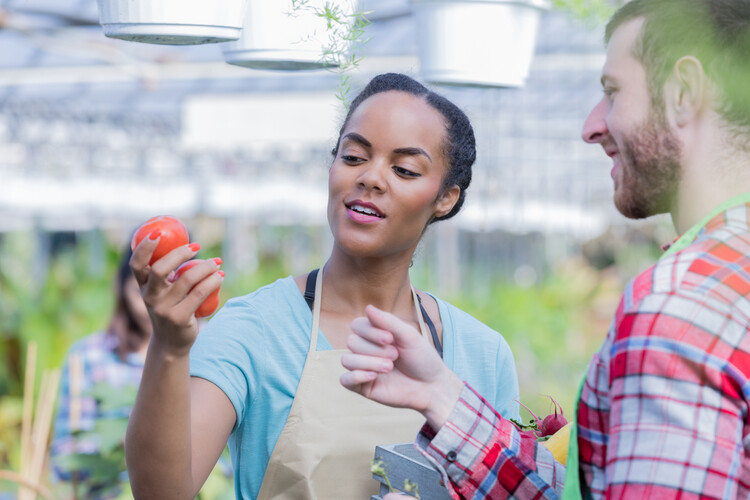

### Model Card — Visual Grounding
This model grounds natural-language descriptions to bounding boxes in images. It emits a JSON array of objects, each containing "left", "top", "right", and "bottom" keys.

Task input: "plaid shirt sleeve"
[{"left": 415, "top": 383, "right": 566, "bottom": 499}]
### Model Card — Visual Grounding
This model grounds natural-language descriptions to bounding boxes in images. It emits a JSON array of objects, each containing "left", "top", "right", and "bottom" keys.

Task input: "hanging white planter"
[
  {"left": 97, "top": 0, "right": 248, "bottom": 45},
  {"left": 222, "top": 0, "right": 357, "bottom": 70},
  {"left": 411, "top": 0, "right": 548, "bottom": 87}
]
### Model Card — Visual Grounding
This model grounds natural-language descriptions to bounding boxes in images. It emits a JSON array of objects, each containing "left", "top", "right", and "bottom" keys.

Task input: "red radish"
[
  {"left": 511, "top": 396, "right": 568, "bottom": 439},
  {"left": 538, "top": 396, "right": 568, "bottom": 437}
]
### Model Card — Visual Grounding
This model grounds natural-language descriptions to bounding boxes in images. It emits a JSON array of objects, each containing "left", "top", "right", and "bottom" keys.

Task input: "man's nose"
[{"left": 582, "top": 98, "right": 608, "bottom": 144}]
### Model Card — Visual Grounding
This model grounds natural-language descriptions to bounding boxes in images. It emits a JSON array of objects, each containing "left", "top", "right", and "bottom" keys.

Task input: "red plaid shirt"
[{"left": 416, "top": 203, "right": 750, "bottom": 499}]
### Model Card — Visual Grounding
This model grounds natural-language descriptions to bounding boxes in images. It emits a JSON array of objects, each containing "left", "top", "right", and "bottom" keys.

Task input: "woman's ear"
[
  {"left": 434, "top": 185, "right": 460, "bottom": 219},
  {"left": 666, "top": 56, "right": 707, "bottom": 127}
]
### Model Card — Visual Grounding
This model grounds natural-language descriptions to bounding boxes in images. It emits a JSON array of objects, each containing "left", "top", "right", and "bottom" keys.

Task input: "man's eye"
[
  {"left": 393, "top": 166, "right": 419, "bottom": 177},
  {"left": 603, "top": 87, "right": 616, "bottom": 98}
]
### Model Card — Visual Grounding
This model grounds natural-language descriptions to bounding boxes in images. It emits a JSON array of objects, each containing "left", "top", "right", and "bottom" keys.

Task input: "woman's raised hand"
[
  {"left": 130, "top": 233, "right": 223, "bottom": 357},
  {"left": 340, "top": 305, "right": 464, "bottom": 429}
]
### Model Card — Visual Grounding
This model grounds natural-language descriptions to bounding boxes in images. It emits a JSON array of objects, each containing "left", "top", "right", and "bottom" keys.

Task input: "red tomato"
[
  {"left": 174, "top": 259, "right": 221, "bottom": 318},
  {"left": 131, "top": 216, "right": 190, "bottom": 265}
]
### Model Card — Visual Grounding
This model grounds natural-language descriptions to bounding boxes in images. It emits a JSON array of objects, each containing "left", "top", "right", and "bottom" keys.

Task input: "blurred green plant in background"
[
  {"left": 551, "top": 0, "right": 621, "bottom": 26},
  {"left": 0, "top": 221, "right": 662, "bottom": 496},
  {"left": 52, "top": 383, "right": 136, "bottom": 499}
]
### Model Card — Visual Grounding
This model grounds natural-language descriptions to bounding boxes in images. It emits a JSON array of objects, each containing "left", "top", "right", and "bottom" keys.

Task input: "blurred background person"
[{"left": 49, "top": 245, "right": 150, "bottom": 499}]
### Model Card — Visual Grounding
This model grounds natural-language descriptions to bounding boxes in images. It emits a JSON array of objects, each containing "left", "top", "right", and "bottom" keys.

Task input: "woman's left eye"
[{"left": 393, "top": 166, "right": 420, "bottom": 178}]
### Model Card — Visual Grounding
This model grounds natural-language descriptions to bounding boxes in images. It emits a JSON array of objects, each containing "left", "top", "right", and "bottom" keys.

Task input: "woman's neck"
[{"left": 321, "top": 248, "right": 417, "bottom": 318}]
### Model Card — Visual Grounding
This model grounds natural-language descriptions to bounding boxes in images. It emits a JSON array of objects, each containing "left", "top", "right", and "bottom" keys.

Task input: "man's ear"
[
  {"left": 666, "top": 56, "right": 708, "bottom": 127},
  {"left": 434, "top": 185, "right": 460, "bottom": 219}
]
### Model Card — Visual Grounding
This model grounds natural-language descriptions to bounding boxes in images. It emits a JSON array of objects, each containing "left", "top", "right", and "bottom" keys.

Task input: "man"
[{"left": 340, "top": 0, "right": 750, "bottom": 498}]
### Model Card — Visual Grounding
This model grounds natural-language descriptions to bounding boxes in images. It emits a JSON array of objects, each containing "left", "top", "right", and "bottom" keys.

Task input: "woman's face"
[{"left": 327, "top": 90, "right": 459, "bottom": 259}]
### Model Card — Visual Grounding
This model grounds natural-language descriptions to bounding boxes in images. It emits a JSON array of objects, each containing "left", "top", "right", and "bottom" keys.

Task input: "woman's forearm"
[{"left": 125, "top": 342, "right": 195, "bottom": 500}]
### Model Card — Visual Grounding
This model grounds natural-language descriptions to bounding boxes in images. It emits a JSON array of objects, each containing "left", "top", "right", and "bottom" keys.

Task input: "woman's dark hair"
[
  {"left": 110, "top": 244, "right": 149, "bottom": 357},
  {"left": 332, "top": 73, "right": 476, "bottom": 222}
]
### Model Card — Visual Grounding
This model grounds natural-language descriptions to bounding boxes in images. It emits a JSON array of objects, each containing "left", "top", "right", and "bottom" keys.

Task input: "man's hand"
[{"left": 340, "top": 305, "right": 463, "bottom": 429}]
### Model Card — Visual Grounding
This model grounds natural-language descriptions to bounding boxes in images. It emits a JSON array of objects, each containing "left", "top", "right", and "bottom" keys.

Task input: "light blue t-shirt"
[{"left": 190, "top": 276, "right": 520, "bottom": 499}]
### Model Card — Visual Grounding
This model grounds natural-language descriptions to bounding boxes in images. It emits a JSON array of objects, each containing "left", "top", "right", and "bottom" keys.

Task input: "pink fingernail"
[
  {"left": 218, "top": 271, "right": 225, "bottom": 278},
  {"left": 188, "top": 243, "right": 201, "bottom": 252},
  {"left": 213, "top": 257, "right": 223, "bottom": 266}
]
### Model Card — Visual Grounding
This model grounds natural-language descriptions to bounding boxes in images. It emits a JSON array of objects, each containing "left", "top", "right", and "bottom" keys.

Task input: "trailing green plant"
[
  {"left": 371, "top": 459, "right": 422, "bottom": 499},
  {"left": 291, "top": 0, "right": 372, "bottom": 107}
]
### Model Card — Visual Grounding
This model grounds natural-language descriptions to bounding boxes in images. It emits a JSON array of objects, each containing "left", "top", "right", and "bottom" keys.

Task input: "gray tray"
[{"left": 370, "top": 443, "right": 453, "bottom": 500}]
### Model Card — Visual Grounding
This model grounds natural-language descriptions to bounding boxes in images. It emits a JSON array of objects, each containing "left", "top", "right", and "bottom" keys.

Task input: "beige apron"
[{"left": 256, "top": 269, "right": 432, "bottom": 500}]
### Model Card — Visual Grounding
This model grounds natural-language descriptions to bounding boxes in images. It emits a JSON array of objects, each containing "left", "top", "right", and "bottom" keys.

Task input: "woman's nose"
[{"left": 356, "top": 162, "right": 387, "bottom": 192}]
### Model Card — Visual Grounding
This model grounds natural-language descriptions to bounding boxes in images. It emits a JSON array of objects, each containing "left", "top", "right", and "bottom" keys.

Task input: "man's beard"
[{"left": 615, "top": 110, "right": 682, "bottom": 219}]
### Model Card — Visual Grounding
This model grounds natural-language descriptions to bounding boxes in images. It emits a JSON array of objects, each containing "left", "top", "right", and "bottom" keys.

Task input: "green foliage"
[
  {"left": 52, "top": 383, "right": 134, "bottom": 499},
  {"left": 551, "top": 0, "right": 619, "bottom": 26},
  {"left": 0, "top": 396, "right": 22, "bottom": 468},
  {"left": 445, "top": 259, "right": 622, "bottom": 419},
  {"left": 0, "top": 232, "right": 117, "bottom": 397},
  {"left": 370, "top": 459, "right": 393, "bottom": 492},
  {"left": 291, "top": 0, "right": 372, "bottom": 108},
  {"left": 52, "top": 381, "right": 233, "bottom": 499},
  {"left": 403, "top": 478, "right": 421, "bottom": 499},
  {"left": 0, "top": 225, "right": 637, "bottom": 496},
  {"left": 371, "top": 459, "right": 422, "bottom": 499},
  {"left": 0, "top": 232, "right": 236, "bottom": 498}
]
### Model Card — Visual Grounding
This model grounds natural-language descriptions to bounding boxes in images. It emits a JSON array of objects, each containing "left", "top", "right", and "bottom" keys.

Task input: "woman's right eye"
[{"left": 342, "top": 155, "right": 364, "bottom": 164}]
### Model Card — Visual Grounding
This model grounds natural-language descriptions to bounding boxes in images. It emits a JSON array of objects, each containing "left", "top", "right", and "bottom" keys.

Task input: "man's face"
[{"left": 581, "top": 18, "right": 682, "bottom": 219}]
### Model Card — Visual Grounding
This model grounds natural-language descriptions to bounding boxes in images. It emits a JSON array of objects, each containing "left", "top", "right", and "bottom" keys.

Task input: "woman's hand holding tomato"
[{"left": 129, "top": 216, "right": 224, "bottom": 357}]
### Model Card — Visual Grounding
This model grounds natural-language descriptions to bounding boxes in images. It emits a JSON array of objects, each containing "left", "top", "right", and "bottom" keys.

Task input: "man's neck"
[{"left": 673, "top": 153, "right": 750, "bottom": 235}]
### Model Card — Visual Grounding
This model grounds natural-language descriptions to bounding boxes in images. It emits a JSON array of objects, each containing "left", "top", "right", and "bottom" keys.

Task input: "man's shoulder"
[
  {"left": 614, "top": 230, "right": 750, "bottom": 343},
  {"left": 629, "top": 226, "right": 750, "bottom": 301}
]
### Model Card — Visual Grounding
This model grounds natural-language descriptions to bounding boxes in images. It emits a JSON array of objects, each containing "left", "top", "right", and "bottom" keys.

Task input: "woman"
[
  {"left": 126, "top": 73, "right": 520, "bottom": 499},
  {"left": 51, "top": 246, "right": 151, "bottom": 498}
]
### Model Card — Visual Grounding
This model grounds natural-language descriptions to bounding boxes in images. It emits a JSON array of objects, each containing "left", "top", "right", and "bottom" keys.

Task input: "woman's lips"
[{"left": 346, "top": 201, "right": 385, "bottom": 223}]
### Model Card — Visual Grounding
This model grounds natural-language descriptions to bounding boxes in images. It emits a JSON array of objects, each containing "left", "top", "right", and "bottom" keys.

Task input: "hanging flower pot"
[
  {"left": 97, "top": 0, "right": 248, "bottom": 45},
  {"left": 411, "top": 0, "right": 548, "bottom": 87},
  {"left": 222, "top": 0, "right": 357, "bottom": 70}
]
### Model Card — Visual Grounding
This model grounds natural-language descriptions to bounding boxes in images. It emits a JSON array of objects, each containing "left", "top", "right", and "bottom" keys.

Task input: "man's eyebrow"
[
  {"left": 393, "top": 147, "right": 432, "bottom": 163},
  {"left": 341, "top": 132, "right": 372, "bottom": 148}
]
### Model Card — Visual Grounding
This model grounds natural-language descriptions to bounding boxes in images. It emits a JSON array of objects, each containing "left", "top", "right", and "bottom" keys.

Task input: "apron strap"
[
  {"left": 310, "top": 267, "right": 325, "bottom": 353},
  {"left": 304, "top": 268, "right": 318, "bottom": 310},
  {"left": 415, "top": 293, "right": 443, "bottom": 358}
]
